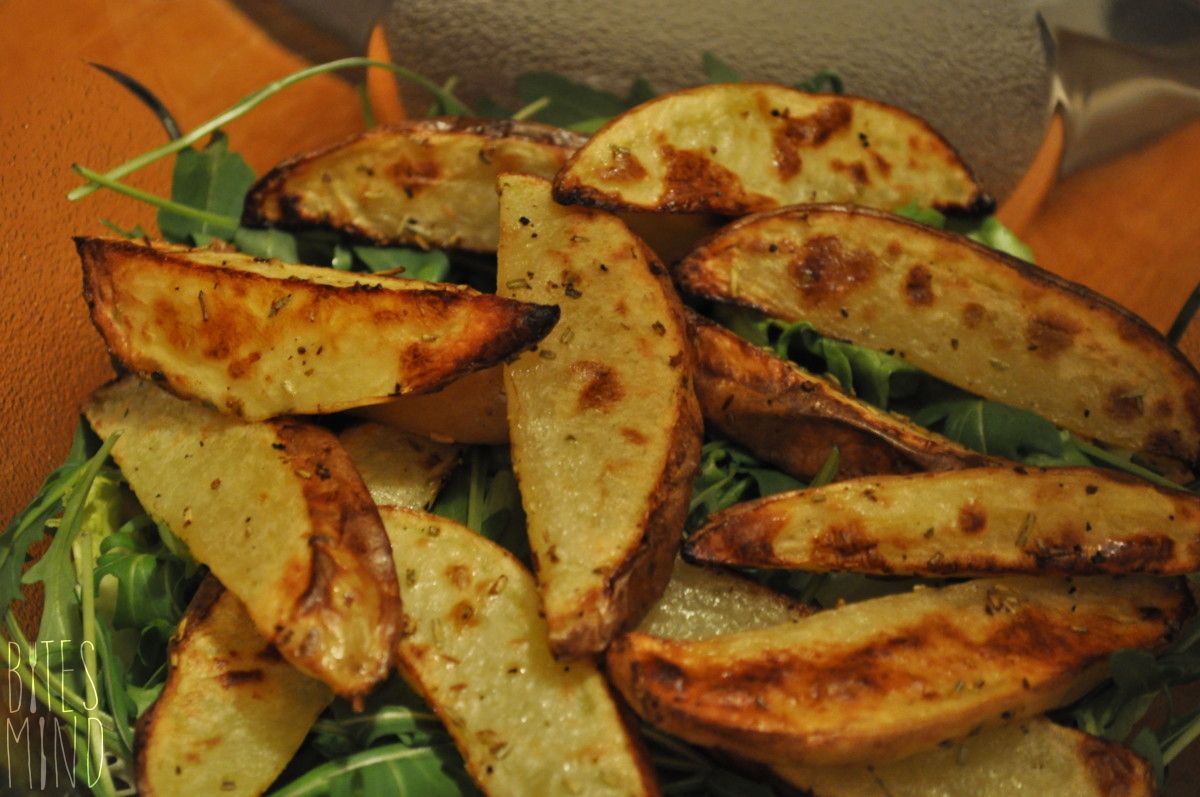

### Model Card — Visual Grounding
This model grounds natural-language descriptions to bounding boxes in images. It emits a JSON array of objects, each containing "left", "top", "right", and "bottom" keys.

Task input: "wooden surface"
[{"left": 0, "top": 0, "right": 1197, "bottom": 793}]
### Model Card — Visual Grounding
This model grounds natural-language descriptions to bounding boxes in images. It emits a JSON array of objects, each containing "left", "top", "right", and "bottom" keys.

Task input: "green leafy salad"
[{"left": 3, "top": 53, "right": 1199, "bottom": 796}]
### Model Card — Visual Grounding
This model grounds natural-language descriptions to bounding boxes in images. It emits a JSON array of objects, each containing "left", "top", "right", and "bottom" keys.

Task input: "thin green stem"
[
  {"left": 1163, "top": 715, "right": 1200, "bottom": 763},
  {"left": 70, "top": 165, "right": 239, "bottom": 230},
  {"left": 266, "top": 743, "right": 453, "bottom": 797},
  {"left": 69, "top": 57, "right": 470, "bottom": 202},
  {"left": 511, "top": 96, "right": 551, "bottom": 121}
]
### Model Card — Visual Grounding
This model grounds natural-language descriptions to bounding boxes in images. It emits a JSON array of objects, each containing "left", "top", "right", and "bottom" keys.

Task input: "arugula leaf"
[
  {"left": 894, "top": 201, "right": 1036, "bottom": 263},
  {"left": 514, "top": 71, "right": 641, "bottom": 130},
  {"left": 702, "top": 52, "right": 743, "bottom": 83},
  {"left": 157, "top": 131, "right": 256, "bottom": 243},
  {"left": 351, "top": 246, "right": 451, "bottom": 280}
]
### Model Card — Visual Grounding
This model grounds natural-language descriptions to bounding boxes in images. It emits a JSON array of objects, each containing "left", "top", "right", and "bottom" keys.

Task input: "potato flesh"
[
  {"left": 497, "top": 173, "right": 702, "bottom": 658},
  {"left": 79, "top": 236, "right": 558, "bottom": 420},
  {"left": 686, "top": 465, "right": 1200, "bottom": 576},
  {"left": 688, "top": 310, "right": 999, "bottom": 481},
  {"left": 337, "top": 421, "right": 462, "bottom": 509},
  {"left": 136, "top": 578, "right": 333, "bottom": 797},
  {"left": 606, "top": 575, "right": 1192, "bottom": 767},
  {"left": 243, "top": 118, "right": 587, "bottom": 252},
  {"left": 85, "top": 375, "right": 399, "bottom": 699},
  {"left": 770, "top": 717, "right": 1157, "bottom": 797},
  {"left": 554, "top": 82, "right": 987, "bottom": 215},
  {"left": 673, "top": 204, "right": 1200, "bottom": 467},
  {"left": 382, "top": 508, "right": 659, "bottom": 797},
  {"left": 351, "top": 365, "right": 510, "bottom": 445}
]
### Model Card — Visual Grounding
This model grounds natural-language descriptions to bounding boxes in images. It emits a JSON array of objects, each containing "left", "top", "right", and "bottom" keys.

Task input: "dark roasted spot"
[
  {"left": 1025, "top": 313, "right": 1082, "bottom": 358},
  {"left": 572, "top": 360, "right": 625, "bottom": 411},
  {"left": 903, "top": 264, "right": 935, "bottom": 307},
  {"left": 788, "top": 235, "right": 878, "bottom": 307}
]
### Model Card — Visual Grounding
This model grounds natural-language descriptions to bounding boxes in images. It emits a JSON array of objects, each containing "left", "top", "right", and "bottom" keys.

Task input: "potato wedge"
[
  {"left": 496, "top": 173, "right": 703, "bottom": 658},
  {"left": 553, "top": 83, "right": 990, "bottom": 216},
  {"left": 381, "top": 507, "right": 660, "bottom": 797},
  {"left": 337, "top": 421, "right": 462, "bottom": 509},
  {"left": 637, "top": 558, "right": 812, "bottom": 641},
  {"left": 350, "top": 365, "right": 509, "bottom": 445},
  {"left": 768, "top": 717, "right": 1157, "bottom": 797},
  {"left": 78, "top": 236, "right": 559, "bottom": 420},
  {"left": 243, "top": 118, "right": 587, "bottom": 252},
  {"left": 136, "top": 576, "right": 333, "bottom": 797},
  {"left": 674, "top": 204, "right": 1200, "bottom": 468},
  {"left": 606, "top": 575, "right": 1193, "bottom": 767},
  {"left": 688, "top": 310, "right": 1000, "bottom": 481},
  {"left": 85, "top": 375, "right": 399, "bottom": 699},
  {"left": 685, "top": 465, "right": 1200, "bottom": 577}
]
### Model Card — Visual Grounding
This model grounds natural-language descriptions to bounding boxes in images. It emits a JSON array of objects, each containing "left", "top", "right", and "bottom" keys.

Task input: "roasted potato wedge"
[
  {"left": 136, "top": 576, "right": 333, "bottom": 797},
  {"left": 606, "top": 575, "right": 1193, "bottom": 767},
  {"left": 637, "top": 558, "right": 813, "bottom": 640},
  {"left": 381, "top": 507, "right": 660, "bottom": 797},
  {"left": 78, "top": 236, "right": 559, "bottom": 420},
  {"left": 553, "top": 83, "right": 990, "bottom": 216},
  {"left": 685, "top": 464, "right": 1200, "bottom": 577},
  {"left": 350, "top": 365, "right": 509, "bottom": 445},
  {"left": 243, "top": 118, "right": 587, "bottom": 252},
  {"left": 768, "top": 717, "right": 1157, "bottom": 797},
  {"left": 674, "top": 204, "right": 1200, "bottom": 468},
  {"left": 337, "top": 421, "right": 462, "bottom": 509},
  {"left": 85, "top": 375, "right": 399, "bottom": 699},
  {"left": 496, "top": 173, "right": 703, "bottom": 658},
  {"left": 688, "top": 310, "right": 1000, "bottom": 480}
]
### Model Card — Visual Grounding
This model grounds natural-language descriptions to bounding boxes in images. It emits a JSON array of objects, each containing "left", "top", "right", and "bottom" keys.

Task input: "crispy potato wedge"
[
  {"left": 496, "top": 173, "right": 703, "bottom": 658},
  {"left": 768, "top": 717, "right": 1157, "bottom": 797},
  {"left": 350, "top": 365, "right": 509, "bottom": 445},
  {"left": 674, "top": 204, "right": 1200, "bottom": 468},
  {"left": 606, "top": 575, "right": 1193, "bottom": 767},
  {"left": 85, "top": 375, "right": 399, "bottom": 699},
  {"left": 337, "top": 421, "right": 462, "bottom": 509},
  {"left": 553, "top": 83, "right": 990, "bottom": 216},
  {"left": 136, "top": 576, "right": 333, "bottom": 797},
  {"left": 637, "top": 558, "right": 813, "bottom": 640},
  {"left": 688, "top": 310, "right": 999, "bottom": 480},
  {"left": 381, "top": 507, "right": 660, "bottom": 797},
  {"left": 78, "top": 236, "right": 559, "bottom": 420},
  {"left": 243, "top": 118, "right": 587, "bottom": 252},
  {"left": 685, "top": 465, "right": 1200, "bottom": 577}
]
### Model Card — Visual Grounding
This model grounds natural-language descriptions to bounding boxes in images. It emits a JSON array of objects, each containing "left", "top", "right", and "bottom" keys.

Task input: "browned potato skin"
[
  {"left": 554, "top": 83, "right": 991, "bottom": 216},
  {"left": 78, "top": 236, "right": 559, "bottom": 421},
  {"left": 685, "top": 465, "right": 1200, "bottom": 577},
  {"left": 674, "top": 204, "right": 1200, "bottom": 469},
  {"left": 688, "top": 310, "right": 1000, "bottom": 481},
  {"left": 136, "top": 577, "right": 333, "bottom": 797},
  {"left": 243, "top": 117, "right": 588, "bottom": 252},
  {"left": 85, "top": 376, "right": 400, "bottom": 700},
  {"left": 606, "top": 576, "right": 1194, "bottom": 768}
]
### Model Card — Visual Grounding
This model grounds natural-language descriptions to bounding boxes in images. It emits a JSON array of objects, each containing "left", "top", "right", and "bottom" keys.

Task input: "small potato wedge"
[
  {"left": 350, "top": 365, "right": 509, "bottom": 445},
  {"left": 243, "top": 117, "right": 587, "bottom": 252},
  {"left": 685, "top": 465, "right": 1200, "bottom": 577},
  {"left": 337, "top": 421, "right": 462, "bottom": 509},
  {"left": 674, "top": 204, "right": 1200, "bottom": 468},
  {"left": 606, "top": 575, "right": 1193, "bottom": 767},
  {"left": 136, "top": 576, "right": 333, "bottom": 797},
  {"left": 381, "top": 507, "right": 660, "bottom": 797},
  {"left": 688, "top": 310, "right": 999, "bottom": 481},
  {"left": 497, "top": 173, "right": 703, "bottom": 658},
  {"left": 85, "top": 375, "right": 399, "bottom": 700},
  {"left": 768, "top": 717, "right": 1157, "bottom": 797},
  {"left": 553, "top": 83, "right": 990, "bottom": 216},
  {"left": 78, "top": 236, "right": 559, "bottom": 420},
  {"left": 636, "top": 558, "right": 813, "bottom": 641}
]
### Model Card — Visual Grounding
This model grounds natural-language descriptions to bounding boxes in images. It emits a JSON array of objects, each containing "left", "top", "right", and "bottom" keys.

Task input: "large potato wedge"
[
  {"left": 136, "top": 576, "right": 333, "bottom": 797},
  {"left": 337, "top": 421, "right": 462, "bottom": 509},
  {"left": 350, "top": 365, "right": 509, "bottom": 445},
  {"left": 243, "top": 117, "right": 587, "bottom": 252},
  {"left": 688, "top": 310, "right": 999, "bottom": 481},
  {"left": 606, "top": 575, "right": 1193, "bottom": 767},
  {"left": 78, "top": 236, "right": 559, "bottom": 420},
  {"left": 553, "top": 83, "right": 990, "bottom": 216},
  {"left": 636, "top": 558, "right": 812, "bottom": 641},
  {"left": 674, "top": 204, "right": 1200, "bottom": 468},
  {"left": 685, "top": 465, "right": 1200, "bottom": 577},
  {"left": 768, "top": 717, "right": 1156, "bottom": 797},
  {"left": 496, "top": 173, "right": 703, "bottom": 658},
  {"left": 381, "top": 507, "right": 660, "bottom": 797},
  {"left": 84, "top": 375, "right": 399, "bottom": 699}
]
